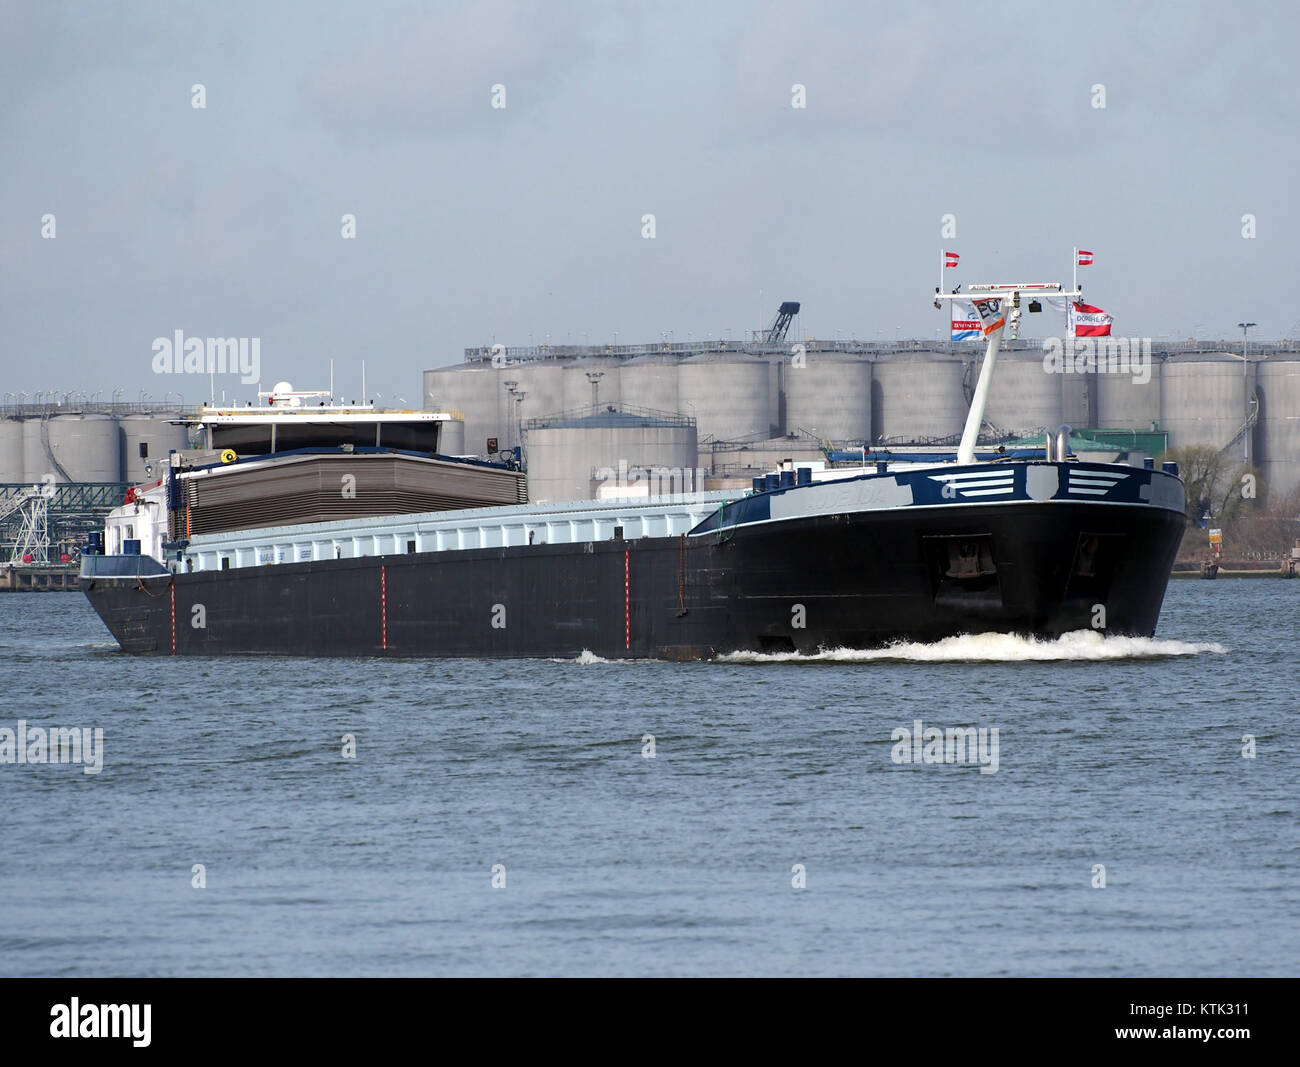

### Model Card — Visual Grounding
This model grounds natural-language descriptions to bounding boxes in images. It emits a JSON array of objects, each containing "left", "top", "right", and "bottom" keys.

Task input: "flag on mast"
[
  {"left": 1077, "top": 250, "right": 1094, "bottom": 266},
  {"left": 943, "top": 251, "right": 959, "bottom": 268},
  {"left": 971, "top": 297, "right": 1006, "bottom": 336},
  {"left": 951, "top": 300, "right": 980, "bottom": 340},
  {"left": 1068, "top": 301, "right": 1113, "bottom": 337}
]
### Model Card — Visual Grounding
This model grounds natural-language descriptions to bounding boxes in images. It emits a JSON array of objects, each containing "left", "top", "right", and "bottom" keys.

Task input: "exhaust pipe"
[{"left": 1057, "top": 425, "right": 1072, "bottom": 461}]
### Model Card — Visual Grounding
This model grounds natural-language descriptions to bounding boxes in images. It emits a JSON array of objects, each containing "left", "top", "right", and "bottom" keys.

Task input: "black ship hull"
[{"left": 83, "top": 496, "right": 1186, "bottom": 660}]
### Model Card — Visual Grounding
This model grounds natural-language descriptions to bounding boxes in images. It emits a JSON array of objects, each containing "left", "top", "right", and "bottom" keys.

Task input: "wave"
[
  {"left": 563, "top": 649, "right": 611, "bottom": 665},
  {"left": 718, "top": 630, "right": 1228, "bottom": 664}
]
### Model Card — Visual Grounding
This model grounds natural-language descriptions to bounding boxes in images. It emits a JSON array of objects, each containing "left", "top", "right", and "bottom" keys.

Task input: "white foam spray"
[{"left": 719, "top": 630, "right": 1228, "bottom": 664}]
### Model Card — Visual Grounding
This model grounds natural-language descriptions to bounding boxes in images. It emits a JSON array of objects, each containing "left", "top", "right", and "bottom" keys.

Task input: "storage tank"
[
  {"left": 982, "top": 352, "right": 1063, "bottom": 436},
  {"left": 870, "top": 355, "right": 968, "bottom": 443},
  {"left": 24, "top": 414, "right": 121, "bottom": 483},
  {"left": 120, "top": 414, "right": 189, "bottom": 483},
  {"left": 424, "top": 363, "right": 515, "bottom": 458},
  {"left": 620, "top": 356, "right": 681, "bottom": 417},
  {"left": 524, "top": 408, "right": 698, "bottom": 503},
  {"left": 510, "top": 362, "right": 568, "bottom": 426},
  {"left": 1256, "top": 358, "right": 1300, "bottom": 500},
  {"left": 0, "top": 419, "right": 24, "bottom": 483},
  {"left": 1095, "top": 346, "right": 1161, "bottom": 431},
  {"left": 782, "top": 351, "right": 872, "bottom": 441},
  {"left": 1161, "top": 356, "right": 1255, "bottom": 451},
  {"left": 562, "top": 359, "right": 622, "bottom": 411},
  {"left": 439, "top": 417, "right": 467, "bottom": 456},
  {"left": 678, "top": 355, "right": 772, "bottom": 441}
]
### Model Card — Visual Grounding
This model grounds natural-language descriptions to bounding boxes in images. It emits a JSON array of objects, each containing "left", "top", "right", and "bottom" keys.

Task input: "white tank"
[
  {"left": 0, "top": 419, "right": 24, "bottom": 483},
  {"left": 525, "top": 412, "right": 698, "bottom": 503},
  {"left": 562, "top": 359, "right": 622, "bottom": 411},
  {"left": 1096, "top": 354, "right": 1161, "bottom": 430},
  {"left": 871, "top": 356, "right": 968, "bottom": 443},
  {"left": 982, "top": 352, "right": 1063, "bottom": 436},
  {"left": 782, "top": 352, "right": 871, "bottom": 441},
  {"left": 424, "top": 363, "right": 515, "bottom": 457},
  {"left": 511, "top": 362, "right": 568, "bottom": 425},
  {"left": 1256, "top": 358, "right": 1300, "bottom": 499},
  {"left": 620, "top": 357, "right": 680, "bottom": 416},
  {"left": 1161, "top": 356, "right": 1255, "bottom": 451},
  {"left": 25, "top": 414, "right": 121, "bottom": 483},
  {"left": 439, "top": 418, "right": 467, "bottom": 456},
  {"left": 120, "top": 414, "right": 190, "bottom": 483},
  {"left": 678, "top": 355, "right": 772, "bottom": 441}
]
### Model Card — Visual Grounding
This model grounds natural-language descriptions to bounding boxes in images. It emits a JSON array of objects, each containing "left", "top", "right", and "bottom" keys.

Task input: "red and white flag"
[
  {"left": 943, "top": 251, "right": 959, "bottom": 268},
  {"left": 1069, "top": 301, "right": 1112, "bottom": 336},
  {"left": 1076, "top": 250, "right": 1094, "bottom": 267}
]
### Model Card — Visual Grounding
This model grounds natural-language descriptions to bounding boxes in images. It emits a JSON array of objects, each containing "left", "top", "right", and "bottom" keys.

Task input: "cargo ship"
[{"left": 81, "top": 283, "right": 1188, "bottom": 659}]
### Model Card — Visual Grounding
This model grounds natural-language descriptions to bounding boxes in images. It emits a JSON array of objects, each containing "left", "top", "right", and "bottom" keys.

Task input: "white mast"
[
  {"left": 957, "top": 327, "right": 1003, "bottom": 465},
  {"left": 935, "top": 280, "right": 1082, "bottom": 465}
]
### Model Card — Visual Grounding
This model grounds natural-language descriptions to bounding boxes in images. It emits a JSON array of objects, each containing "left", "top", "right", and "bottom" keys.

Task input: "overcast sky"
[{"left": 2, "top": 0, "right": 1296, "bottom": 403}]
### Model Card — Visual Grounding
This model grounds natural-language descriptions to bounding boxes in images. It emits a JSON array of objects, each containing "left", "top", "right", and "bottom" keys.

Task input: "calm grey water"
[{"left": 0, "top": 580, "right": 1294, "bottom": 977}]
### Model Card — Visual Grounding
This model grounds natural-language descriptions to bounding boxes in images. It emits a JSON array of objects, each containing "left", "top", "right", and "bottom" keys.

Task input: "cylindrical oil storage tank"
[
  {"left": 1255, "top": 358, "right": 1300, "bottom": 500},
  {"left": 0, "top": 418, "right": 25, "bottom": 483},
  {"left": 620, "top": 356, "right": 681, "bottom": 418},
  {"left": 524, "top": 408, "right": 698, "bottom": 503},
  {"left": 678, "top": 355, "right": 772, "bottom": 442},
  {"left": 781, "top": 351, "right": 872, "bottom": 441},
  {"left": 1095, "top": 345, "right": 1161, "bottom": 431},
  {"left": 510, "top": 362, "right": 569, "bottom": 427},
  {"left": 1161, "top": 355, "right": 1255, "bottom": 451},
  {"left": 439, "top": 417, "right": 467, "bottom": 456},
  {"left": 25, "top": 414, "right": 121, "bottom": 483},
  {"left": 425, "top": 363, "right": 516, "bottom": 458},
  {"left": 562, "top": 359, "right": 622, "bottom": 412},
  {"left": 870, "top": 355, "right": 968, "bottom": 443},
  {"left": 120, "top": 414, "right": 189, "bottom": 483},
  {"left": 981, "top": 351, "right": 1063, "bottom": 437}
]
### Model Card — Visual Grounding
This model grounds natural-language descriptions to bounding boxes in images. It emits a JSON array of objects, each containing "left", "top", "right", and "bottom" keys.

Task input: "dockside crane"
[{"left": 761, "top": 301, "right": 801, "bottom": 343}]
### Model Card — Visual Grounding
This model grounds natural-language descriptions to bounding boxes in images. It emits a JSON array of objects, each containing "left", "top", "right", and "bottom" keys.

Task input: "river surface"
[{"left": 0, "top": 579, "right": 1294, "bottom": 976}]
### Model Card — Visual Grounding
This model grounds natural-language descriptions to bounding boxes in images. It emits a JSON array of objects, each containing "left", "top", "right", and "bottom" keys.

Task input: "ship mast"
[{"left": 934, "top": 280, "right": 1081, "bottom": 464}]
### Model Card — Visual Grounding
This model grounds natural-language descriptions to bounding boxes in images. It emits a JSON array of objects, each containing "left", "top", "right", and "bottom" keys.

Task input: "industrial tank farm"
[
  {"left": 0, "top": 408, "right": 193, "bottom": 489},
  {"left": 420, "top": 336, "right": 1300, "bottom": 501},
  {"left": 22, "top": 414, "right": 120, "bottom": 483}
]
